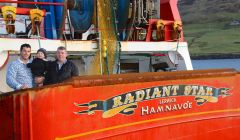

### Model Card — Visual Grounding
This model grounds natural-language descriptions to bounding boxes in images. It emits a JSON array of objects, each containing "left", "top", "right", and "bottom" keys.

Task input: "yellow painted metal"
[
  {"left": 1, "top": 6, "right": 16, "bottom": 34},
  {"left": 156, "top": 19, "right": 165, "bottom": 40},
  {"left": 29, "top": 9, "right": 44, "bottom": 23},
  {"left": 29, "top": 9, "right": 44, "bottom": 35},
  {"left": 173, "top": 20, "right": 182, "bottom": 32}
]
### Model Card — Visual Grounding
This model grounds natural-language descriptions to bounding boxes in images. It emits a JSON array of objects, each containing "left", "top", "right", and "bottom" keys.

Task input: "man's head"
[
  {"left": 56, "top": 46, "right": 67, "bottom": 63},
  {"left": 20, "top": 43, "right": 31, "bottom": 61}
]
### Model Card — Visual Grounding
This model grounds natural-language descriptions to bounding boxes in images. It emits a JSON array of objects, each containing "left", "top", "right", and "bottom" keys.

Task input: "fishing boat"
[{"left": 0, "top": 0, "right": 240, "bottom": 139}]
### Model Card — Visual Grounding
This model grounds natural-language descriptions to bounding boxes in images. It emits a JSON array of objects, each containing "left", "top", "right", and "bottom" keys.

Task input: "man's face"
[
  {"left": 20, "top": 47, "right": 31, "bottom": 60},
  {"left": 56, "top": 49, "right": 67, "bottom": 63}
]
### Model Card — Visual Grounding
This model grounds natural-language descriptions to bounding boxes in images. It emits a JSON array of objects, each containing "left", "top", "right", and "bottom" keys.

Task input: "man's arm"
[
  {"left": 6, "top": 62, "right": 22, "bottom": 90},
  {"left": 71, "top": 62, "right": 79, "bottom": 76}
]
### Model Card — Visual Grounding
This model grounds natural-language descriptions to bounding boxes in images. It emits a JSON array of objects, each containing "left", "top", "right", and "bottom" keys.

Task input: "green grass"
[
  {"left": 178, "top": 1, "right": 240, "bottom": 56},
  {"left": 183, "top": 22, "right": 240, "bottom": 55}
]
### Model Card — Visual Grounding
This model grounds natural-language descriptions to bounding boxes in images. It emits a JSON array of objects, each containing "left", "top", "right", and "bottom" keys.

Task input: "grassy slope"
[{"left": 179, "top": 0, "right": 240, "bottom": 55}]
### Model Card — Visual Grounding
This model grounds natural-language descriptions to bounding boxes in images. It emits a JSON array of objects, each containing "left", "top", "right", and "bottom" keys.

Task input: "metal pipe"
[{"left": 59, "top": 0, "right": 68, "bottom": 39}]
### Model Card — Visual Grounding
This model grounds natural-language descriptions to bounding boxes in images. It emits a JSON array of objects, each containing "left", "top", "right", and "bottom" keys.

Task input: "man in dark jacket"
[{"left": 44, "top": 46, "right": 79, "bottom": 85}]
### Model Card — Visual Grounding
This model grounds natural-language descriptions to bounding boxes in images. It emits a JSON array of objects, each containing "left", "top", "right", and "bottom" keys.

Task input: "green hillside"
[{"left": 178, "top": 0, "right": 240, "bottom": 56}]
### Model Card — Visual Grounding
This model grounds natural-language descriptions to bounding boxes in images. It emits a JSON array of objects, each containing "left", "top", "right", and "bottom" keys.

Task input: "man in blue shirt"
[{"left": 6, "top": 43, "right": 33, "bottom": 90}]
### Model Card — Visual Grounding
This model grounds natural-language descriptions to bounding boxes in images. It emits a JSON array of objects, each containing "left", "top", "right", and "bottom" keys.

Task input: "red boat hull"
[{"left": 1, "top": 69, "right": 240, "bottom": 140}]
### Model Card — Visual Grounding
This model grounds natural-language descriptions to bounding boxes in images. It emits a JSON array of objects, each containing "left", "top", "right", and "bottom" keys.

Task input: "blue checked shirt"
[{"left": 6, "top": 59, "right": 33, "bottom": 90}]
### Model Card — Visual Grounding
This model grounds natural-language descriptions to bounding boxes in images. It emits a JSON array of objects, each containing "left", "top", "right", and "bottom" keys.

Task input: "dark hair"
[
  {"left": 37, "top": 48, "right": 47, "bottom": 59},
  {"left": 57, "top": 46, "right": 66, "bottom": 51},
  {"left": 20, "top": 43, "right": 31, "bottom": 51}
]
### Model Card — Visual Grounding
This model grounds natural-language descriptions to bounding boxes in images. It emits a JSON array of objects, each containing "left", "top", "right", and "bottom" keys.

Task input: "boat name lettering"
[
  {"left": 141, "top": 101, "right": 193, "bottom": 116},
  {"left": 74, "top": 85, "right": 230, "bottom": 118},
  {"left": 159, "top": 98, "right": 177, "bottom": 104}
]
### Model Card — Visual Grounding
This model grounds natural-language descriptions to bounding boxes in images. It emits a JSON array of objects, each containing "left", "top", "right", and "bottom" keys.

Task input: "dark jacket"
[
  {"left": 44, "top": 60, "right": 79, "bottom": 85},
  {"left": 27, "top": 58, "right": 48, "bottom": 77}
]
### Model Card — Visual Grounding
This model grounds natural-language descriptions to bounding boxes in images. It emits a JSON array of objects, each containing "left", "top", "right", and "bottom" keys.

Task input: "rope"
[
  {"left": 105, "top": 50, "right": 110, "bottom": 75},
  {"left": 36, "top": 24, "right": 41, "bottom": 49},
  {"left": 111, "top": 0, "right": 121, "bottom": 74},
  {"left": 173, "top": 32, "right": 181, "bottom": 69}
]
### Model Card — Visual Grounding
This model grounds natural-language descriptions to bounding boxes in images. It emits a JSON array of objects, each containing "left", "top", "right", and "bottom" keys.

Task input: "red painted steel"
[
  {"left": 146, "top": 19, "right": 176, "bottom": 42},
  {"left": 146, "top": 0, "right": 184, "bottom": 42},
  {"left": 0, "top": 0, "right": 64, "bottom": 6},
  {"left": 0, "top": 6, "right": 46, "bottom": 15},
  {"left": 1, "top": 69, "right": 240, "bottom": 140},
  {"left": 160, "top": 0, "right": 181, "bottom": 21},
  {"left": 0, "top": 51, "right": 9, "bottom": 70}
]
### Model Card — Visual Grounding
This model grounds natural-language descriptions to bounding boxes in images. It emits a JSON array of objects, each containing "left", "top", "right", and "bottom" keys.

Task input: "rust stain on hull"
[{"left": 67, "top": 68, "right": 238, "bottom": 88}]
